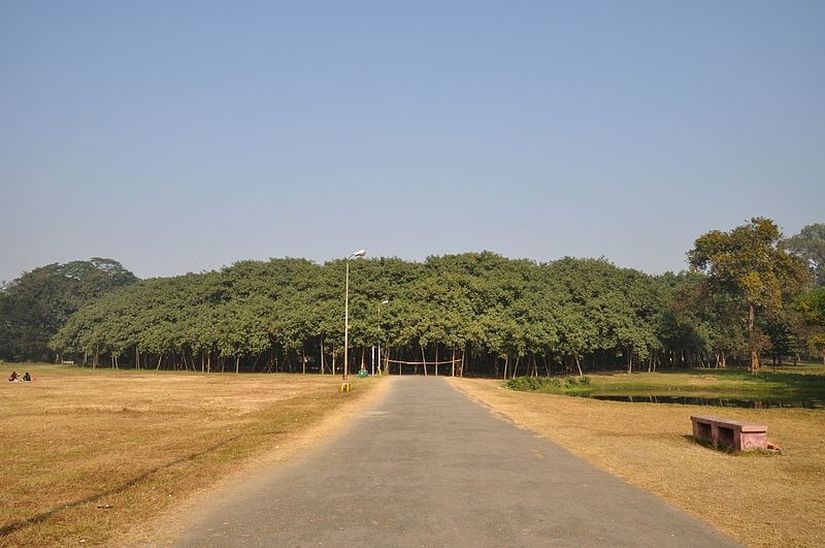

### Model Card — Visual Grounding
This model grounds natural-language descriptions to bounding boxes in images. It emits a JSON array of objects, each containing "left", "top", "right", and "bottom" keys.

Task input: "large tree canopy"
[
  {"left": 47, "top": 253, "right": 681, "bottom": 376},
  {"left": 0, "top": 258, "right": 138, "bottom": 361}
]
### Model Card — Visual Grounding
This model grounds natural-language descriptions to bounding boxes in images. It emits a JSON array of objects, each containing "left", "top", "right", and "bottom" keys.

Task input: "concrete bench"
[{"left": 691, "top": 416, "right": 768, "bottom": 451}]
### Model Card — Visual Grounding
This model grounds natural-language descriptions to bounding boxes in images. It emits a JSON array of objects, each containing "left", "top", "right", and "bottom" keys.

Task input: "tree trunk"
[
  {"left": 235, "top": 355, "right": 240, "bottom": 374},
  {"left": 320, "top": 338, "right": 325, "bottom": 374},
  {"left": 503, "top": 355, "right": 509, "bottom": 380},
  {"left": 748, "top": 303, "right": 760, "bottom": 372},
  {"left": 575, "top": 356, "right": 583, "bottom": 377},
  {"left": 421, "top": 345, "right": 428, "bottom": 376}
]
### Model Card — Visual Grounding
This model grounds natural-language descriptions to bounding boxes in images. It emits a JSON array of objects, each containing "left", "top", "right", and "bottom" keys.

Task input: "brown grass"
[
  {"left": 451, "top": 378, "right": 825, "bottom": 548},
  {"left": 0, "top": 364, "right": 382, "bottom": 547}
]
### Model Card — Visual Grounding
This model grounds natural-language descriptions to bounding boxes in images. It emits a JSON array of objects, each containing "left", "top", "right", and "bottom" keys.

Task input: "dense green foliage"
[
  {"left": 797, "top": 287, "right": 825, "bottom": 363},
  {"left": 0, "top": 259, "right": 138, "bottom": 361},
  {"left": 49, "top": 253, "right": 682, "bottom": 375},
  {"left": 505, "top": 375, "right": 591, "bottom": 392},
  {"left": 786, "top": 223, "right": 825, "bottom": 287},
  {"left": 46, "top": 249, "right": 812, "bottom": 376}
]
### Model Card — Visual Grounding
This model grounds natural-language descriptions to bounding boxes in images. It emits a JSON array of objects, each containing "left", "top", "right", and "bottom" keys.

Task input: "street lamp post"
[{"left": 344, "top": 249, "right": 366, "bottom": 381}]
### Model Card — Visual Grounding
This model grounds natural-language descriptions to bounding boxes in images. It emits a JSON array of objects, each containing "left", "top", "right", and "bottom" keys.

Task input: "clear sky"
[{"left": 1, "top": 1, "right": 823, "bottom": 282}]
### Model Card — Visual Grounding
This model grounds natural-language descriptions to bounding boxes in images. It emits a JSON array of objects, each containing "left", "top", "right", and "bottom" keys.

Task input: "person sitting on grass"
[
  {"left": 22, "top": 371, "right": 32, "bottom": 382},
  {"left": 8, "top": 371, "right": 19, "bottom": 382}
]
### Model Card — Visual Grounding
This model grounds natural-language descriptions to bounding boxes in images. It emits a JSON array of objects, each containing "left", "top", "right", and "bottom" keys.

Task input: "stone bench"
[{"left": 690, "top": 416, "right": 768, "bottom": 451}]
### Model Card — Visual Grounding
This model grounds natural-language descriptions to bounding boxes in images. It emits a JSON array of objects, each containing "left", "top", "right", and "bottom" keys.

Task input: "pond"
[{"left": 572, "top": 393, "right": 825, "bottom": 409}]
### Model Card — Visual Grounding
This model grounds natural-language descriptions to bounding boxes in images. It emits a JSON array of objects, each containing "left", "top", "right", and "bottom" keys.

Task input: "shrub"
[
  {"left": 505, "top": 376, "right": 562, "bottom": 392},
  {"left": 506, "top": 375, "right": 591, "bottom": 393}
]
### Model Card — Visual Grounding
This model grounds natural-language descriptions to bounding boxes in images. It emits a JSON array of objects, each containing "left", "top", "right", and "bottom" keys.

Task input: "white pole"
[
  {"left": 342, "top": 250, "right": 366, "bottom": 381},
  {"left": 344, "top": 258, "right": 349, "bottom": 381}
]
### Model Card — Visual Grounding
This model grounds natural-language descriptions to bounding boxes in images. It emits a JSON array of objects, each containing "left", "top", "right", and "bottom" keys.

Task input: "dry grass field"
[
  {"left": 452, "top": 376, "right": 825, "bottom": 547},
  {"left": 0, "top": 364, "right": 380, "bottom": 547}
]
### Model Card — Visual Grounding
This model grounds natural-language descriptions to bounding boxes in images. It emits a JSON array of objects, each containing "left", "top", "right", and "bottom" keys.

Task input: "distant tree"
[
  {"left": 786, "top": 223, "right": 825, "bottom": 287},
  {"left": 0, "top": 258, "right": 138, "bottom": 362},
  {"left": 763, "top": 312, "right": 804, "bottom": 366},
  {"left": 688, "top": 218, "right": 810, "bottom": 372},
  {"left": 797, "top": 287, "right": 825, "bottom": 364}
]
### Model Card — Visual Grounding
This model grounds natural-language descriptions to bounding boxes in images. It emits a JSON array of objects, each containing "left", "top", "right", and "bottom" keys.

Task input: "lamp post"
[
  {"left": 377, "top": 299, "right": 389, "bottom": 375},
  {"left": 344, "top": 249, "right": 366, "bottom": 381}
]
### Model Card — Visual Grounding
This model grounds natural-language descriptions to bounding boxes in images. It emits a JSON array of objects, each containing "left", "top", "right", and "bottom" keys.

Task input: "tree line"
[{"left": 2, "top": 220, "right": 824, "bottom": 375}]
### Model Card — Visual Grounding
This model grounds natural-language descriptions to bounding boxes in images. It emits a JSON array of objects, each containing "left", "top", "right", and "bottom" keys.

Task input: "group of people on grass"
[{"left": 7, "top": 371, "right": 32, "bottom": 382}]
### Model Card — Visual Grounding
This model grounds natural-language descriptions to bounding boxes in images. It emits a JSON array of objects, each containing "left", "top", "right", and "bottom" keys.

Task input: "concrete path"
[{"left": 177, "top": 377, "right": 738, "bottom": 547}]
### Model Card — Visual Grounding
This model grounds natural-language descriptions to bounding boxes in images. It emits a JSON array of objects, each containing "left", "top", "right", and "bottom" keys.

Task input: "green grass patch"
[{"left": 504, "top": 364, "right": 825, "bottom": 402}]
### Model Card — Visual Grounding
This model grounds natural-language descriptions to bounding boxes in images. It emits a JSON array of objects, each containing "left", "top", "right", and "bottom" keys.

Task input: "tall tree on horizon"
[
  {"left": 688, "top": 218, "right": 810, "bottom": 372},
  {"left": 786, "top": 223, "right": 825, "bottom": 287}
]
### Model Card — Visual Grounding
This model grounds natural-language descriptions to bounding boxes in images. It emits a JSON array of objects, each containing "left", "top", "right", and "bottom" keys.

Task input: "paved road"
[{"left": 177, "top": 377, "right": 737, "bottom": 547}]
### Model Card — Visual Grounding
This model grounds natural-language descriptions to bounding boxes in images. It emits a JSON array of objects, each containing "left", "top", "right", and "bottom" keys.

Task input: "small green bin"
[{"left": 357, "top": 369, "right": 369, "bottom": 378}]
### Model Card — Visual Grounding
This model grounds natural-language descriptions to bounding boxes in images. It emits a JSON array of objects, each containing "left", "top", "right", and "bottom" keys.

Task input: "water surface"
[{"left": 573, "top": 393, "right": 824, "bottom": 409}]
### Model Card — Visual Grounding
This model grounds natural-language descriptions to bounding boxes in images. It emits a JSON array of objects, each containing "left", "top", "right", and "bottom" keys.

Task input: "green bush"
[
  {"left": 506, "top": 375, "right": 590, "bottom": 393},
  {"left": 505, "top": 376, "right": 562, "bottom": 392}
]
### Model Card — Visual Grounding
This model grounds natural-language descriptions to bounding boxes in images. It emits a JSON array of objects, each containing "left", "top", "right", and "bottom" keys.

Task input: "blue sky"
[{"left": 1, "top": 1, "right": 823, "bottom": 282}]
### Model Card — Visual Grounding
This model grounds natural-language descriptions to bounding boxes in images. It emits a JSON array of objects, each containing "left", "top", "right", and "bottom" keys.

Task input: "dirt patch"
[{"left": 450, "top": 378, "right": 825, "bottom": 548}]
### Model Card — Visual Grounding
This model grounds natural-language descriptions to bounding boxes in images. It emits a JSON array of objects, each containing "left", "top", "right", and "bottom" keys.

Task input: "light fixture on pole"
[{"left": 344, "top": 249, "right": 366, "bottom": 382}]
